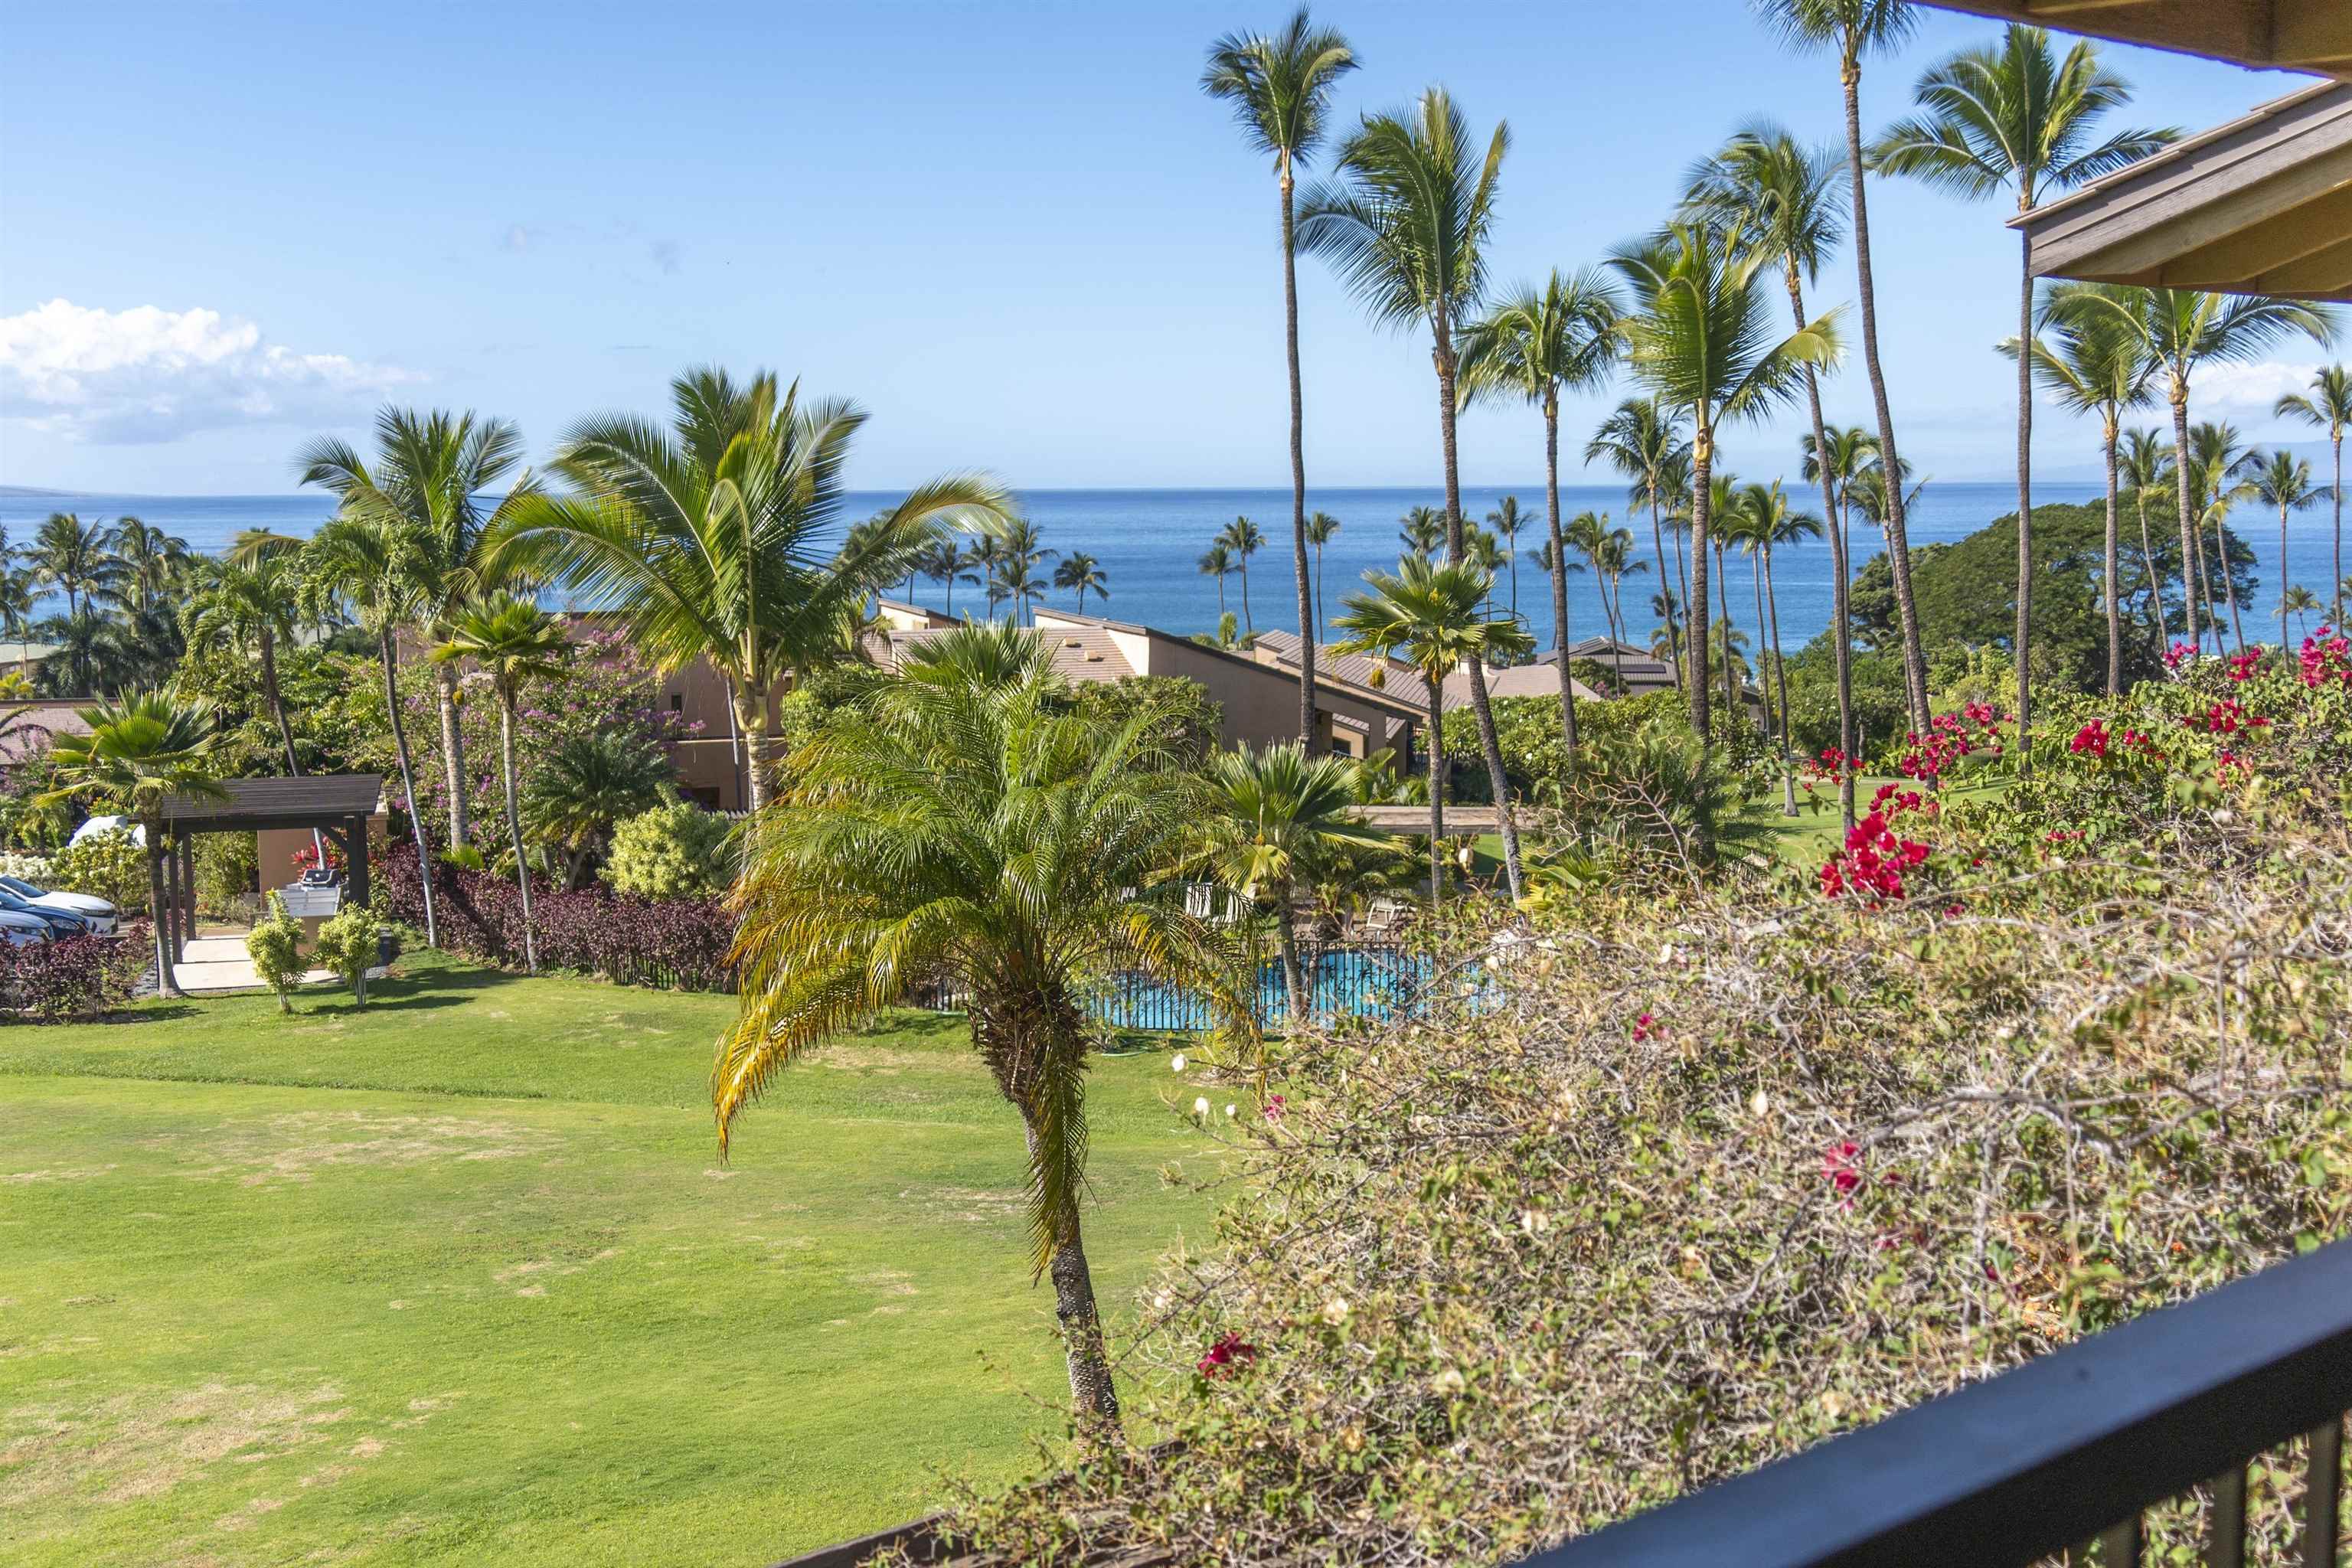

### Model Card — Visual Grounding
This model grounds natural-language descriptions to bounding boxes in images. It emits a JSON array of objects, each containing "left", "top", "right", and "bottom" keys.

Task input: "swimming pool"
[{"left": 1088, "top": 944, "right": 1433, "bottom": 1033}]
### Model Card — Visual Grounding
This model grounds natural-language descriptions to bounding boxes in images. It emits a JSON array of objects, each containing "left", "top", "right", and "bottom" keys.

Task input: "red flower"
[
  {"left": 1632, "top": 1011, "right": 1661, "bottom": 1043},
  {"left": 1197, "top": 1331, "right": 1259, "bottom": 1378},
  {"left": 1822, "top": 1141, "right": 1863, "bottom": 1200}
]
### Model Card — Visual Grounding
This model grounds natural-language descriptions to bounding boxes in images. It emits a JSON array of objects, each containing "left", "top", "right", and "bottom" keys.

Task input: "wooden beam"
[
  {"left": 2251, "top": 232, "right": 2352, "bottom": 296},
  {"left": 2042, "top": 144, "right": 2352, "bottom": 282},
  {"left": 2277, "top": 0, "right": 2352, "bottom": 71},
  {"left": 2158, "top": 182, "right": 2352, "bottom": 287}
]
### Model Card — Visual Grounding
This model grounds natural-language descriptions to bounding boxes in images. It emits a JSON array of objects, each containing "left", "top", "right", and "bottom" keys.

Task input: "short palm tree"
[
  {"left": 1300, "top": 87, "right": 1528, "bottom": 898},
  {"left": 2246, "top": 449, "right": 2321, "bottom": 652},
  {"left": 525, "top": 729, "right": 672, "bottom": 889},
  {"left": 182, "top": 554, "right": 309, "bottom": 777},
  {"left": 1873, "top": 24, "right": 2173, "bottom": 751},
  {"left": 1332, "top": 556, "right": 1530, "bottom": 899},
  {"left": 2285, "top": 583, "right": 2322, "bottom": 639},
  {"left": 991, "top": 554, "right": 1046, "bottom": 626},
  {"left": 2117, "top": 426, "right": 2175, "bottom": 653},
  {"left": 1217, "top": 515, "right": 1266, "bottom": 636},
  {"left": 1202, "top": 9, "right": 1357, "bottom": 747},
  {"left": 1460, "top": 268, "right": 1622, "bottom": 750},
  {"left": 27, "top": 512, "right": 126, "bottom": 622},
  {"left": 1752, "top": 0, "right": 1932, "bottom": 735},
  {"left": 297, "top": 407, "right": 538, "bottom": 851},
  {"left": 1304, "top": 510, "right": 1341, "bottom": 639},
  {"left": 1197, "top": 541, "right": 1235, "bottom": 618},
  {"left": 2275, "top": 365, "right": 2352, "bottom": 627},
  {"left": 716, "top": 627, "right": 1246, "bottom": 1435},
  {"left": 1398, "top": 505, "right": 1447, "bottom": 563},
  {"left": 2012, "top": 282, "right": 2161, "bottom": 695},
  {"left": 487, "top": 368, "right": 1010, "bottom": 817},
  {"left": 432, "top": 595, "right": 570, "bottom": 972},
  {"left": 301, "top": 513, "right": 440, "bottom": 946},
  {"left": 39, "top": 692, "right": 226, "bottom": 997},
  {"left": 1608, "top": 220, "right": 1839, "bottom": 746},
  {"left": 1728, "top": 480, "right": 1822, "bottom": 812},
  {"left": 0, "top": 569, "right": 34, "bottom": 682},
  {"left": 1053, "top": 551, "right": 1109, "bottom": 614},
  {"left": 1197, "top": 742, "right": 1383, "bottom": 1025},
  {"left": 918, "top": 541, "right": 975, "bottom": 619},
  {"left": 1586, "top": 397, "right": 1693, "bottom": 687},
  {"left": 1685, "top": 119, "right": 1865, "bottom": 823}
]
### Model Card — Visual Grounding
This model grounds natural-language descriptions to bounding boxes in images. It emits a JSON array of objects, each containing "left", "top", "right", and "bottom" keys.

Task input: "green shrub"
[
  {"left": 244, "top": 893, "right": 305, "bottom": 1014},
  {"left": 603, "top": 802, "right": 734, "bottom": 900},
  {"left": 193, "top": 831, "right": 258, "bottom": 915},
  {"left": 1067, "top": 676, "right": 1223, "bottom": 767},
  {"left": 312, "top": 903, "right": 381, "bottom": 1006},
  {"left": 53, "top": 828, "right": 149, "bottom": 913}
]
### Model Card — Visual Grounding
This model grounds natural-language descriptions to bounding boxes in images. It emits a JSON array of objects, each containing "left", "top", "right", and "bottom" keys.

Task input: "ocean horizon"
[{"left": 6, "top": 482, "right": 2343, "bottom": 655}]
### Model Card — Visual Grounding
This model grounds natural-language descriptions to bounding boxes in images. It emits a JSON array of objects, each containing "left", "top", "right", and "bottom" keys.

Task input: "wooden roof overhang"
[
  {"left": 1926, "top": 2, "right": 2352, "bottom": 77},
  {"left": 159, "top": 774, "right": 387, "bottom": 833}
]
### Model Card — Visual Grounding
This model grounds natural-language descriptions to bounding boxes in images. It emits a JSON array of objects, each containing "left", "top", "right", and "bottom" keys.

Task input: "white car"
[
  {"left": 0, "top": 877, "right": 116, "bottom": 933},
  {"left": 69, "top": 815, "right": 143, "bottom": 848},
  {"left": 0, "top": 909, "right": 51, "bottom": 947}
]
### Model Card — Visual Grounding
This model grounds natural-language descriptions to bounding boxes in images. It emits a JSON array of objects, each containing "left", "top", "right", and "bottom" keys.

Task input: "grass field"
[{"left": 0, "top": 952, "right": 1230, "bottom": 1567}]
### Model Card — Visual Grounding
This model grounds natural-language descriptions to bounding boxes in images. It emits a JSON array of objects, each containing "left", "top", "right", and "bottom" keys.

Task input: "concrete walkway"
[{"left": 172, "top": 934, "right": 381, "bottom": 995}]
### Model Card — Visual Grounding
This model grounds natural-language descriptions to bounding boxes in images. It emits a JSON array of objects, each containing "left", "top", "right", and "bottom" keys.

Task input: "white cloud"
[
  {"left": 2192, "top": 359, "right": 2322, "bottom": 418},
  {"left": 0, "top": 298, "right": 422, "bottom": 444}
]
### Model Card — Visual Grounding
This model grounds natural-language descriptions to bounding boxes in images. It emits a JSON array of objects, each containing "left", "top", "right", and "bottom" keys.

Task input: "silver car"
[
  {"left": 0, "top": 876, "right": 116, "bottom": 935},
  {"left": 0, "top": 908, "right": 51, "bottom": 947}
]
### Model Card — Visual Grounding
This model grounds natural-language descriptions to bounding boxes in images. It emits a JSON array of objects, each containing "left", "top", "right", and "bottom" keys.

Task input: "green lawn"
[
  {"left": 1756, "top": 773, "right": 2012, "bottom": 869},
  {"left": 0, "top": 952, "right": 1229, "bottom": 1567}
]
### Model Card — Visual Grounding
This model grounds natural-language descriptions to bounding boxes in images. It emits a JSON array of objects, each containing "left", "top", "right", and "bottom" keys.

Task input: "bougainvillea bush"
[
  {"left": 900, "top": 696, "right": 2352, "bottom": 1565},
  {"left": 382, "top": 844, "right": 734, "bottom": 992},
  {"left": 0, "top": 927, "right": 151, "bottom": 1022}
]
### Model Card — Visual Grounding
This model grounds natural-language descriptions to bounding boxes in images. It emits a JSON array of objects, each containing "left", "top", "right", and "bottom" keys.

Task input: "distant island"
[{"left": 0, "top": 485, "right": 80, "bottom": 498}]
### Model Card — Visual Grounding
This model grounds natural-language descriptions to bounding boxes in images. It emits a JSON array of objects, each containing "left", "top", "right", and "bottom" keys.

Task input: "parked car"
[
  {"left": 0, "top": 875, "right": 116, "bottom": 934},
  {"left": 68, "top": 814, "right": 144, "bottom": 848},
  {"left": 0, "top": 887, "right": 88, "bottom": 939},
  {"left": 0, "top": 909, "right": 51, "bottom": 947}
]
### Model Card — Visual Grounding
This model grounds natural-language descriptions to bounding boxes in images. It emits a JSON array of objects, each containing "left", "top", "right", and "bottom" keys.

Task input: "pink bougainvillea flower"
[{"left": 1197, "top": 1331, "right": 1259, "bottom": 1378}]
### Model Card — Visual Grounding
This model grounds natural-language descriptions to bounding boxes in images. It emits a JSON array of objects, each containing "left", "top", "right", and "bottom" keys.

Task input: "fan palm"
[
  {"left": 1608, "top": 220, "right": 1839, "bottom": 747},
  {"left": 27, "top": 512, "right": 126, "bottom": 622},
  {"left": 38, "top": 692, "right": 226, "bottom": 998},
  {"left": 2117, "top": 426, "right": 2175, "bottom": 655},
  {"left": 1217, "top": 515, "right": 1266, "bottom": 636},
  {"left": 2009, "top": 283, "right": 2161, "bottom": 695},
  {"left": 300, "top": 513, "right": 441, "bottom": 946},
  {"left": 1202, "top": 9, "right": 1357, "bottom": 746},
  {"left": 1197, "top": 542, "right": 1235, "bottom": 618},
  {"left": 1304, "top": 510, "right": 1341, "bottom": 640},
  {"left": 1873, "top": 24, "right": 2173, "bottom": 752},
  {"left": 485, "top": 368, "right": 1010, "bottom": 817},
  {"left": 1461, "top": 268, "right": 1622, "bottom": 750},
  {"left": 2245, "top": 449, "right": 2320, "bottom": 652},
  {"left": 715, "top": 626, "right": 1247, "bottom": 1434},
  {"left": 1685, "top": 119, "right": 1864, "bottom": 825},
  {"left": 2275, "top": 365, "right": 2352, "bottom": 627},
  {"left": 1299, "top": 87, "right": 1528, "bottom": 900},
  {"left": 296, "top": 407, "right": 538, "bottom": 850},
  {"left": 525, "top": 729, "right": 672, "bottom": 889},
  {"left": 1197, "top": 742, "right": 1383, "bottom": 1025},
  {"left": 1053, "top": 552, "right": 1109, "bottom": 614},
  {"left": 432, "top": 595, "right": 570, "bottom": 972},
  {"left": 1331, "top": 556, "right": 1530, "bottom": 899},
  {"left": 1586, "top": 397, "right": 1692, "bottom": 688},
  {"left": 1751, "top": 0, "right": 1932, "bottom": 734}
]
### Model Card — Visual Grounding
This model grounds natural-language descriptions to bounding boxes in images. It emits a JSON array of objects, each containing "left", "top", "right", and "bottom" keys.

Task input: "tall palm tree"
[
  {"left": 111, "top": 518, "right": 193, "bottom": 616},
  {"left": 1464, "top": 527, "right": 1511, "bottom": 618},
  {"left": 182, "top": 554, "right": 309, "bottom": 778},
  {"left": 1608, "top": 220, "right": 1839, "bottom": 747},
  {"left": 1202, "top": 9, "right": 1358, "bottom": 746},
  {"left": 1753, "top": 0, "right": 1932, "bottom": 734},
  {"left": 1305, "top": 510, "right": 1341, "bottom": 640},
  {"left": 38, "top": 692, "right": 225, "bottom": 998},
  {"left": 1874, "top": 24, "right": 2172, "bottom": 753},
  {"left": 1217, "top": 515, "right": 1266, "bottom": 636},
  {"left": 2117, "top": 426, "right": 2175, "bottom": 656},
  {"left": 1685, "top": 120, "right": 1860, "bottom": 826},
  {"left": 431, "top": 594, "right": 569, "bottom": 973},
  {"left": 2011, "top": 282, "right": 2161, "bottom": 695},
  {"left": 2275, "top": 365, "right": 2352, "bottom": 628},
  {"left": 296, "top": 407, "right": 537, "bottom": 851},
  {"left": 1053, "top": 552, "right": 1108, "bottom": 614},
  {"left": 1332, "top": 556, "right": 1530, "bottom": 900},
  {"left": 971, "top": 534, "right": 1011, "bottom": 621},
  {"left": 1484, "top": 496, "right": 1529, "bottom": 618},
  {"left": 1564, "top": 511, "right": 1637, "bottom": 692},
  {"left": 1461, "top": 268, "right": 1623, "bottom": 750},
  {"left": 1398, "top": 505, "right": 1446, "bottom": 562},
  {"left": 1300, "top": 87, "right": 1529, "bottom": 900},
  {"left": 1705, "top": 473, "right": 1746, "bottom": 727},
  {"left": 1729, "top": 480, "right": 1823, "bottom": 812},
  {"left": 916, "top": 540, "right": 972, "bottom": 619},
  {"left": 1587, "top": 397, "right": 1693, "bottom": 689},
  {"left": 486, "top": 368, "right": 1011, "bottom": 817},
  {"left": 301, "top": 513, "right": 440, "bottom": 946},
  {"left": 1197, "top": 541, "right": 1235, "bottom": 619},
  {"left": 991, "top": 554, "right": 1047, "bottom": 626},
  {"left": 715, "top": 626, "right": 1246, "bottom": 1435},
  {"left": 27, "top": 512, "right": 126, "bottom": 623},
  {"left": 0, "top": 569, "right": 34, "bottom": 683},
  {"left": 1197, "top": 742, "right": 1382, "bottom": 1024},
  {"left": 2246, "top": 449, "right": 2319, "bottom": 652},
  {"left": 2285, "top": 583, "right": 2322, "bottom": 639}
]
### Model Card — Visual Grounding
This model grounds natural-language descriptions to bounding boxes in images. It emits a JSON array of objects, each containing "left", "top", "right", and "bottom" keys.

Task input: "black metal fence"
[
  {"left": 1521, "top": 1238, "right": 2352, "bottom": 1568},
  {"left": 912, "top": 941, "right": 1430, "bottom": 1033}
]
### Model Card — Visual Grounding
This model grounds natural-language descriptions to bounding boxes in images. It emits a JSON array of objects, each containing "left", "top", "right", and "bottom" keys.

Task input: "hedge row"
[{"left": 2, "top": 926, "right": 151, "bottom": 1022}]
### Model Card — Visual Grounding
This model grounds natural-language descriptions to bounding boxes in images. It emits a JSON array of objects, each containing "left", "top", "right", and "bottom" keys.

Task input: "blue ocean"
[{"left": 6, "top": 481, "right": 2344, "bottom": 652}]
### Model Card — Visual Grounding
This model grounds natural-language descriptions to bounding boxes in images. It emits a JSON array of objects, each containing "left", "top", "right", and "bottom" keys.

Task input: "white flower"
[
  {"left": 1519, "top": 1208, "right": 1550, "bottom": 1236},
  {"left": 1223, "top": 1103, "right": 1237, "bottom": 1119},
  {"left": 1749, "top": 1089, "right": 1770, "bottom": 1118},
  {"left": 1321, "top": 1296, "right": 1351, "bottom": 1326},
  {"left": 1193, "top": 1096, "right": 1210, "bottom": 1120},
  {"left": 1171, "top": 1053, "right": 1187, "bottom": 1073},
  {"left": 1432, "top": 1367, "right": 1466, "bottom": 1395}
]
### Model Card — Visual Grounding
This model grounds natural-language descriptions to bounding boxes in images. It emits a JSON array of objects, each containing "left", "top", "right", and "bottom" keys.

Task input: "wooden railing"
[{"left": 1522, "top": 1240, "right": 2352, "bottom": 1568}]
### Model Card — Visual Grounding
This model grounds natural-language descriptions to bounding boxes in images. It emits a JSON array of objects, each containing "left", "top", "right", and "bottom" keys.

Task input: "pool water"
[{"left": 1089, "top": 946, "right": 1433, "bottom": 1032}]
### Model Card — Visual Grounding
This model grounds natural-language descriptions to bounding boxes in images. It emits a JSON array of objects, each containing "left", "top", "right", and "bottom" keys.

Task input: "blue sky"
[{"left": 0, "top": 1, "right": 2331, "bottom": 495}]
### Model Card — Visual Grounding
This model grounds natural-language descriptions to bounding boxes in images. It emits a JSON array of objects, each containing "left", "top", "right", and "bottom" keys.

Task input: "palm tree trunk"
[
  {"left": 2171, "top": 381, "right": 2203, "bottom": 653},
  {"left": 1688, "top": 431, "right": 1715, "bottom": 743},
  {"left": 735, "top": 690, "right": 772, "bottom": 818},
  {"left": 436, "top": 665, "right": 472, "bottom": 850},
  {"left": 2281, "top": 502, "right": 2292, "bottom": 653},
  {"left": 1314, "top": 542, "right": 1326, "bottom": 644},
  {"left": 2220, "top": 521, "right": 2246, "bottom": 653},
  {"left": 2334, "top": 428, "right": 2345, "bottom": 629},
  {"left": 1282, "top": 167, "right": 1318, "bottom": 747},
  {"left": 1798, "top": 377, "right": 1855, "bottom": 827},
  {"left": 1764, "top": 548, "right": 1797, "bottom": 815},
  {"left": 1424, "top": 676, "right": 1446, "bottom": 900},
  {"left": 1843, "top": 47, "right": 1931, "bottom": 735},
  {"left": 381, "top": 630, "right": 439, "bottom": 949},
  {"left": 1237, "top": 557, "right": 1253, "bottom": 638},
  {"left": 1749, "top": 557, "right": 1769, "bottom": 746},
  {"left": 2104, "top": 419, "right": 2123, "bottom": 696},
  {"left": 1544, "top": 390, "right": 1578, "bottom": 752},
  {"left": 498, "top": 696, "right": 538, "bottom": 973},
  {"left": 1274, "top": 874, "right": 1306, "bottom": 1027},
  {"left": 146, "top": 827, "right": 177, "bottom": 998},
  {"left": 2135, "top": 487, "right": 2166, "bottom": 658},
  {"left": 2013, "top": 230, "right": 2036, "bottom": 772},
  {"left": 1432, "top": 322, "right": 1523, "bottom": 901},
  {"left": 1715, "top": 538, "right": 1737, "bottom": 727},
  {"left": 1648, "top": 490, "right": 1683, "bottom": 691}
]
